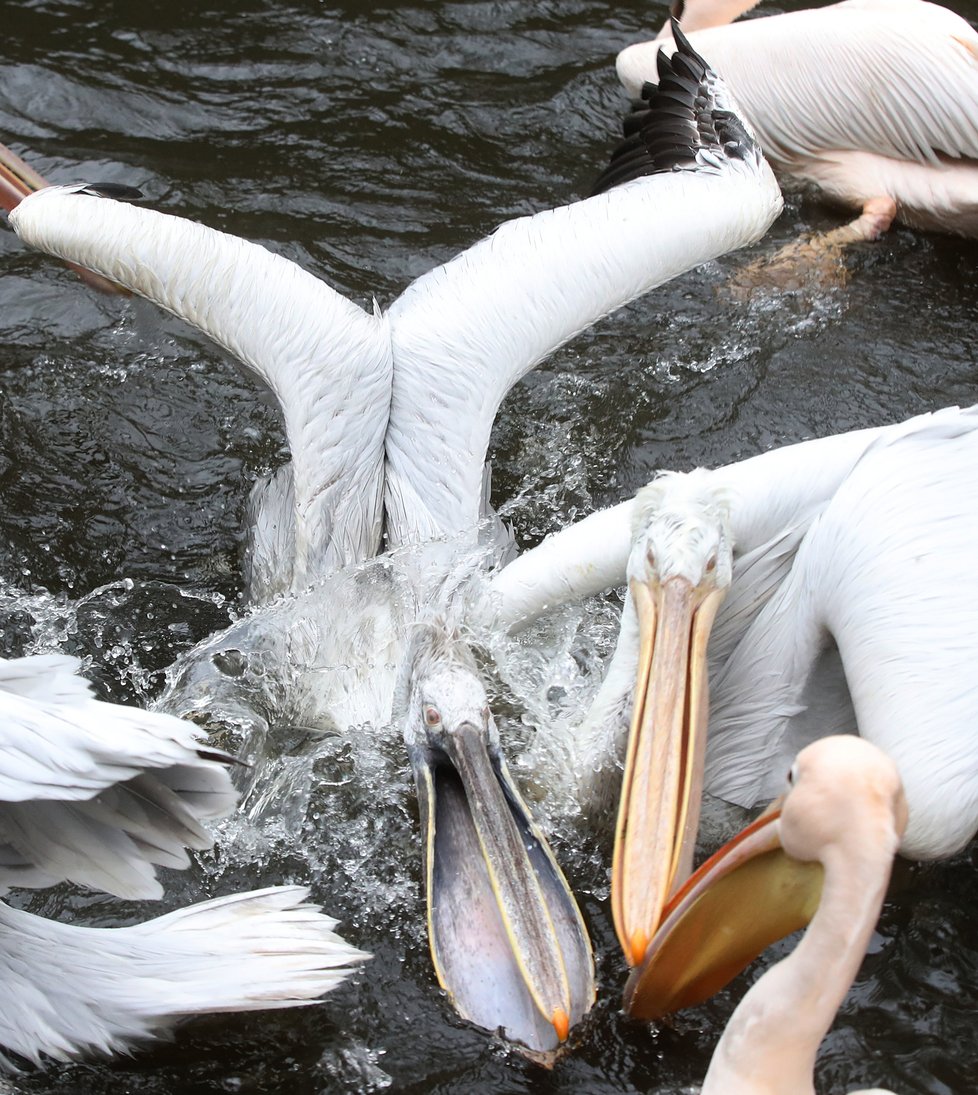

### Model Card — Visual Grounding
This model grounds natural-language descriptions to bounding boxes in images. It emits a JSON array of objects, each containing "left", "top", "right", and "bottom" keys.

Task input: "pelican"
[
  {"left": 617, "top": 0, "right": 978, "bottom": 245},
  {"left": 395, "top": 622, "right": 593, "bottom": 1056},
  {"left": 0, "top": 30, "right": 782, "bottom": 1053},
  {"left": 627, "top": 735, "right": 905, "bottom": 1095},
  {"left": 0, "top": 652, "right": 367, "bottom": 1070},
  {"left": 1, "top": 27, "right": 780, "bottom": 599},
  {"left": 488, "top": 403, "right": 978, "bottom": 965}
]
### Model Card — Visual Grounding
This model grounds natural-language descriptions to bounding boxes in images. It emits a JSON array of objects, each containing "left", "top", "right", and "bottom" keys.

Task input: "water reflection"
[{"left": 1, "top": 0, "right": 978, "bottom": 1092}]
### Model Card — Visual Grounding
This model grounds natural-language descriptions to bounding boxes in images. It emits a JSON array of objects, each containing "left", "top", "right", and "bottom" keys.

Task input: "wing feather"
[
  {"left": 0, "top": 666, "right": 238, "bottom": 897},
  {"left": 385, "top": 31, "right": 781, "bottom": 547},
  {"left": 0, "top": 887, "right": 367, "bottom": 1068},
  {"left": 9, "top": 189, "right": 391, "bottom": 585}
]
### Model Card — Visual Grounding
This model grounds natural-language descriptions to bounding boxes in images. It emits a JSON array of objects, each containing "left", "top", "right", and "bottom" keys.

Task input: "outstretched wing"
[
  {"left": 9, "top": 188, "right": 391, "bottom": 590},
  {"left": 384, "top": 27, "right": 781, "bottom": 549}
]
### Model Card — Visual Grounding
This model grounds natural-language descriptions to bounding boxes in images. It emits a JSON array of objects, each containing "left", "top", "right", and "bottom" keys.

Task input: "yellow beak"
[
  {"left": 622, "top": 801, "right": 823, "bottom": 1019},
  {"left": 612, "top": 574, "right": 725, "bottom": 967}
]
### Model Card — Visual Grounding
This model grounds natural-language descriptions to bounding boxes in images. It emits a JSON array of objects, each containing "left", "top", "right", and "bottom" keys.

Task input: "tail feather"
[{"left": 0, "top": 886, "right": 368, "bottom": 1068}]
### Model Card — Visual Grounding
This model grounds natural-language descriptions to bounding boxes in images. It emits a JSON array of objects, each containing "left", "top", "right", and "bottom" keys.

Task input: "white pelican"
[
  {"left": 1, "top": 28, "right": 781, "bottom": 599},
  {"left": 626, "top": 735, "right": 905, "bottom": 1095},
  {"left": 0, "top": 30, "right": 782, "bottom": 1054},
  {"left": 617, "top": 0, "right": 978, "bottom": 244},
  {"left": 0, "top": 652, "right": 368, "bottom": 1070},
  {"left": 488, "top": 403, "right": 978, "bottom": 965},
  {"left": 396, "top": 621, "right": 593, "bottom": 1056}
]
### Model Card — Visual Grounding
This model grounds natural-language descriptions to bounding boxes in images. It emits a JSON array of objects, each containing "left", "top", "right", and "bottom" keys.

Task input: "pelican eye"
[
  {"left": 705, "top": 554, "right": 717, "bottom": 574},
  {"left": 423, "top": 704, "right": 442, "bottom": 728},
  {"left": 787, "top": 762, "right": 799, "bottom": 787}
]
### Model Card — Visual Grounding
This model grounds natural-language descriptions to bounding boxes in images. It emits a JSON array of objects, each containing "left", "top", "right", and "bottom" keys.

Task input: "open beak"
[
  {"left": 410, "top": 721, "right": 594, "bottom": 1061},
  {"left": 622, "top": 800, "right": 823, "bottom": 1019},
  {"left": 0, "top": 141, "right": 126, "bottom": 294},
  {"left": 612, "top": 575, "right": 725, "bottom": 967}
]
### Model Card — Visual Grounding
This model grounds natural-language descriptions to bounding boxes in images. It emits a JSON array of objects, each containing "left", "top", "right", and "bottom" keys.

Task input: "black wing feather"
[
  {"left": 590, "top": 20, "right": 755, "bottom": 196},
  {"left": 78, "top": 183, "right": 144, "bottom": 201}
]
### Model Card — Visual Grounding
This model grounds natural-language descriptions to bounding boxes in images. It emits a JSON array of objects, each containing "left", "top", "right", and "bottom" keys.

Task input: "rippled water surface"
[{"left": 2, "top": 1, "right": 978, "bottom": 1092}]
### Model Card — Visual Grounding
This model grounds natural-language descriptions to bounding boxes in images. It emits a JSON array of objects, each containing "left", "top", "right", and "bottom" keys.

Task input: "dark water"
[{"left": 1, "top": 1, "right": 978, "bottom": 1092}]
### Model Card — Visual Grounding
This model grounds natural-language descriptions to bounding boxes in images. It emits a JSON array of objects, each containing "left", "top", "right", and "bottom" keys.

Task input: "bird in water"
[
  {"left": 488, "top": 403, "right": 978, "bottom": 969},
  {"left": 0, "top": 652, "right": 367, "bottom": 1071},
  {"left": 627, "top": 735, "right": 906, "bottom": 1095},
  {"left": 1, "top": 27, "right": 780, "bottom": 599},
  {"left": 617, "top": 0, "right": 978, "bottom": 267},
  {"left": 0, "top": 28, "right": 781, "bottom": 1055},
  {"left": 395, "top": 622, "right": 594, "bottom": 1056}
]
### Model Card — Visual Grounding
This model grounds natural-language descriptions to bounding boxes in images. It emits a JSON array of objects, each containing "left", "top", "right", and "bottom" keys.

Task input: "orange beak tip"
[
  {"left": 626, "top": 929, "right": 650, "bottom": 969},
  {"left": 552, "top": 1008, "right": 570, "bottom": 1042}
]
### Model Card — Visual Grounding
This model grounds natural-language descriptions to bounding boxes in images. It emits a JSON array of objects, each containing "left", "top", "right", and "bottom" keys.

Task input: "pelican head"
[
  {"left": 779, "top": 736, "right": 908, "bottom": 864},
  {"left": 396, "top": 621, "right": 594, "bottom": 1058},
  {"left": 612, "top": 471, "right": 733, "bottom": 967},
  {"left": 623, "top": 736, "right": 908, "bottom": 1023}
]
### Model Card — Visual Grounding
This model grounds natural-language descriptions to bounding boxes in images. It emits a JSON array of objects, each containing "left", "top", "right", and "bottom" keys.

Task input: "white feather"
[
  {"left": 0, "top": 885, "right": 367, "bottom": 1069},
  {"left": 9, "top": 78, "right": 781, "bottom": 586},
  {"left": 0, "top": 656, "right": 237, "bottom": 899},
  {"left": 618, "top": 0, "right": 978, "bottom": 234}
]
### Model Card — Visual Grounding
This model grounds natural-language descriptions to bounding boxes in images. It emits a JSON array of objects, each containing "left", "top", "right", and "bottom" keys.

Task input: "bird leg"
[
  {"left": 726, "top": 195, "right": 898, "bottom": 297},
  {"left": 817, "top": 195, "right": 898, "bottom": 246}
]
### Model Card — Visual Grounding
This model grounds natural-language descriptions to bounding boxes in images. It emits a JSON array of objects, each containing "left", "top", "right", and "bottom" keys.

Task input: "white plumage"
[
  {"left": 0, "top": 655, "right": 367, "bottom": 1069},
  {"left": 1, "top": 885, "right": 365, "bottom": 1070},
  {"left": 618, "top": 0, "right": 978, "bottom": 240},
  {"left": 492, "top": 405, "right": 978, "bottom": 861},
  {"left": 0, "top": 653, "right": 237, "bottom": 898},
  {"left": 2, "top": 34, "right": 781, "bottom": 1054},
  {"left": 6, "top": 40, "right": 781, "bottom": 599}
]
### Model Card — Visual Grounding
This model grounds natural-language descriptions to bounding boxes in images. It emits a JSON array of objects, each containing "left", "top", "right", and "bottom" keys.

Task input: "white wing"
[
  {"left": 489, "top": 405, "right": 971, "bottom": 629},
  {"left": 706, "top": 405, "right": 978, "bottom": 860},
  {"left": 619, "top": 1, "right": 978, "bottom": 169},
  {"left": 383, "top": 36, "right": 782, "bottom": 548},
  {"left": 0, "top": 653, "right": 93, "bottom": 703},
  {"left": 487, "top": 499, "right": 634, "bottom": 631},
  {"left": 9, "top": 187, "right": 392, "bottom": 590},
  {"left": 0, "top": 657, "right": 237, "bottom": 898},
  {"left": 0, "top": 886, "right": 367, "bottom": 1068}
]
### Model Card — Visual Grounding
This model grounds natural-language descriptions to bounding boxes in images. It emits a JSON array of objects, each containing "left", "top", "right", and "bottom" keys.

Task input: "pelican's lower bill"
[
  {"left": 623, "top": 803, "right": 823, "bottom": 1019},
  {"left": 400, "top": 625, "right": 594, "bottom": 1060}
]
